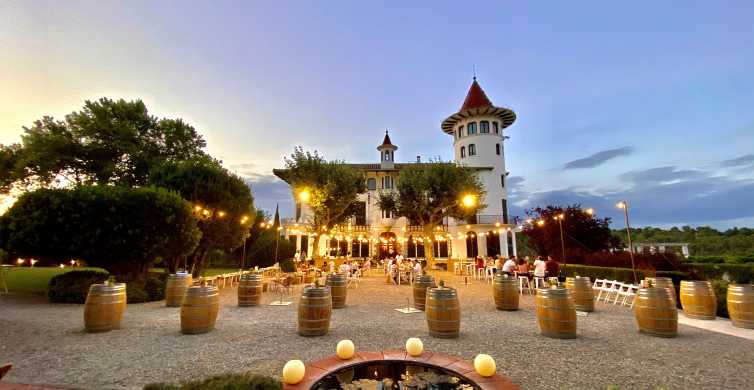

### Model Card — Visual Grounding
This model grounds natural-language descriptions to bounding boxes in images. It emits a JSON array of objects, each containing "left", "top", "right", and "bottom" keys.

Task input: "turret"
[
  {"left": 441, "top": 78, "right": 516, "bottom": 222},
  {"left": 377, "top": 130, "right": 397, "bottom": 170}
]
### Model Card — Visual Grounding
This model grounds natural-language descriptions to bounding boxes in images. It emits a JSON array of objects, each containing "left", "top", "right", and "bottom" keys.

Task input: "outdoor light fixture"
[
  {"left": 16, "top": 258, "right": 24, "bottom": 265},
  {"left": 536, "top": 220, "right": 545, "bottom": 226},
  {"left": 461, "top": 194, "right": 477, "bottom": 208},
  {"left": 585, "top": 208, "right": 594, "bottom": 215},
  {"left": 217, "top": 211, "right": 226, "bottom": 218},
  {"left": 298, "top": 189, "right": 311, "bottom": 202}
]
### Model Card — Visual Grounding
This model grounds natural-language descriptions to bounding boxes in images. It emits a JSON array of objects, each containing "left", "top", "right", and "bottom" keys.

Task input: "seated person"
[
  {"left": 545, "top": 256, "right": 560, "bottom": 278},
  {"left": 502, "top": 257, "right": 517, "bottom": 275},
  {"left": 413, "top": 259, "right": 422, "bottom": 277},
  {"left": 494, "top": 255, "right": 503, "bottom": 274},
  {"left": 475, "top": 256, "right": 485, "bottom": 271},
  {"left": 517, "top": 258, "right": 530, "bottom": 274}
]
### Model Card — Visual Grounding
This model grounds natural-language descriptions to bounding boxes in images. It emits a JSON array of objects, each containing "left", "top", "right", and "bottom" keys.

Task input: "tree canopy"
[
  {"left": 1, "top": 98, "right": 206, "bottom": 192},
  {"left": 149, "top": 158, "right": 254, "bottom": 275},
  {"left": 277, "top": 147, "right": 365, "bottom": 258},
  {"left": 382, "top": 162, "right": 484, "bottom": 266},
  {"left": 0, "top": 186, "right": 201, "bottom": 279},
  {"left": 522, "top": 204, "right": 614, "bottom": 262}
]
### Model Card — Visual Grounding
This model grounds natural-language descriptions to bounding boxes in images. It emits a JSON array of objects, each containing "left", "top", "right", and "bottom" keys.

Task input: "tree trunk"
[
  {"left": 311, "top": 234, "right": 322, "bottom": 263},
  {"left": 423, "top": 224, "right": 435, "bottom": 271},
  {"left": 167, "top": 256, "right": 180, "bottom": 274}
]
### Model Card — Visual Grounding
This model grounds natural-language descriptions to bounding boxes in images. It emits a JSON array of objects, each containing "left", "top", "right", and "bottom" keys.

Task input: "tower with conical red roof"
[
  {"left": 377, "top": 129, "right": 397, "bottom": 170},
  {"left": 441, "top": 77, "right": 516, "bottom": 225}
]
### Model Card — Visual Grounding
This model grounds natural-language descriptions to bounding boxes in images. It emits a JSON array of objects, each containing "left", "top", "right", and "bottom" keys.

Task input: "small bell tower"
[{"left": 377, "top": 130, "right": 398, "bottom": 169}]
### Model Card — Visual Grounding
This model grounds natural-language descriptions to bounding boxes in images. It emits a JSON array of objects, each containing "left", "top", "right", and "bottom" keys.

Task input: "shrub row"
[
  {"left": 684, "top": 255, "right": 754, "bottom": 264},
  {"left": 48, "top": 270, "right": 110, "bottom": 303},
  {"left": 563, "top": 263, "right": 754, "bottom": 284},
  {"left": 144, "top": 372, "right": 281, "bottom": 390},
  {"left": 562, "top": 265, "right": 686, "bottom": 284},
  {"left": 48, "top": 270, "right": 167, "bottom": 304}
]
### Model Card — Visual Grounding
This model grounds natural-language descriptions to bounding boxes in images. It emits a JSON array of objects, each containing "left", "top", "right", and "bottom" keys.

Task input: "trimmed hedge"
[
  {"left": 563, "top": 263, "right": 754, "bottom": 284},
  {"left": 711, "top": 279, "right": 730, "bottom": 318},
  {"left": 562, "top": 265, "right": 685, "bottom": 283},
  {"left": 48, "top": 270, "right": 110, "bottom": 303},
  {"left": 686, "top": 263, "right": 754, "bottom": 283},
  {"left": 684, "top": 255, "right": 754, "bottom": 265},
  {"left": 144, "top": 372, "right": 281, "bottom": 390},
  {"left": 125, "top": 274, "right": 166, "bottom": 303}
]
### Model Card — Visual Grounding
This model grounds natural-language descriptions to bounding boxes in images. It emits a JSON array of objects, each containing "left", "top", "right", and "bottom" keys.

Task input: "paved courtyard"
[{"left": 2, "top": 272, "right": 754, "bottom": 390}]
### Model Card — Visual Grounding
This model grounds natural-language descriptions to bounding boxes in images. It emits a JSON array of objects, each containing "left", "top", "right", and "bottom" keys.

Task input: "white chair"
[
  {"left": 610, "top": 282, "right": 627, "bottom": 305},
  {"left": 596, "top": 280, "right": 615, "bottom": 302},
  {"left": 532, "top": 276, "right": 546, "bottom": 290},
  {"left": 465, "top": 263, "right": 474, "bottom": 277},
  {"left": 518, "top": 276, "right": 533, "bottom": 295},
  {"left": 485, "top": 267, "right": 495, "bottom": 283},
  {"left": 620, "top": 284, "right": 639, "bottom": 307},
  {"left": 347, "top": 271, "right": 360, "bottom": 289}
]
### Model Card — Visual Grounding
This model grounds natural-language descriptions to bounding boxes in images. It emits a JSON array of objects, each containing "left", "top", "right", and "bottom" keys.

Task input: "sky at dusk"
[{"left": 2, "top": 1, "right": 754, "bottom": 228}]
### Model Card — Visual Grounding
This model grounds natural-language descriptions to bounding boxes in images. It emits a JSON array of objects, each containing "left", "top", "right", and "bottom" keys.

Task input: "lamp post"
[
  {"left": 617, "top": 201, "right": 638, "bottom": 283},
  {"left": 554, "top": 214, "right": 566, "bottom": 265}
]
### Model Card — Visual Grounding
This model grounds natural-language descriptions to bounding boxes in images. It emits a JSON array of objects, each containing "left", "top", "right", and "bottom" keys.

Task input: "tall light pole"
[
  {"left": 617, "top": 201, "right": 638, "bottom": 283},
  {"left": 554, "top": 214, "right": 566, "bottom": 264}
]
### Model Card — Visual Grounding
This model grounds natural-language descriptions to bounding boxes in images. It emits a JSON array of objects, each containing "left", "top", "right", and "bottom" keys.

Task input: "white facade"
[{"left": 278, "top": 79, "right": 520, "bottom": 262}]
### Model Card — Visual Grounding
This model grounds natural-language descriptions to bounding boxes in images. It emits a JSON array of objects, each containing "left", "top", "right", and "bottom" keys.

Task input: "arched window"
[
  {"left": 480, "top": 121, "right": 489, "bottom": 133},
  {"left": 467, "top": 122, "right": 477, "bottom": 135},
  {"left": 493, "top": 121, "right": 499, "bottom": 134},
  {"left": 468, "top": 144, "right": 476, "bottom": 156},
  {"left": 457, "top": 125, "right": 464, "bottom": 138},
  {"left": 460, "top": 146, "right": 466, "bottom": 158},
  {"left": 496, "top": 143, "right": 500, "bottom": 155},
  {"left": 367, "top": 178, "right": 376, "bottom": 190}
]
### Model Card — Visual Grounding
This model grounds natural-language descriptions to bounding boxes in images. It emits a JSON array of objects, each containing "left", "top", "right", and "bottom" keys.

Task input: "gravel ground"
[{"left": 2, "top": 272, "right": 754, "bottom": 390}]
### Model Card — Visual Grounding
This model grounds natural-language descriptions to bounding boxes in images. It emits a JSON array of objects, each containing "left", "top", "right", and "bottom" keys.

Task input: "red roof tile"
[{"left": 460, "top": 78, "right": 493, "bottom": 111}]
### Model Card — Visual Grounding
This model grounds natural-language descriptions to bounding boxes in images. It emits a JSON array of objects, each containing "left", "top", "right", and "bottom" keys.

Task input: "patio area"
[{"left": 1, "top": 271, "right": 753, "bottom": 390}]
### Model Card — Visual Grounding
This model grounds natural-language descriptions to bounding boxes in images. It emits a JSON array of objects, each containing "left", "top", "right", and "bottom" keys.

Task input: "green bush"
[
  {"left": 685, "top": 255, "right": 754, "bottom": 264},
  {"left": 562, "top": 264, "right": 685, "bottom": 283},
  {"left": 687, "top": 263, "right": 754, "bottom": 283},
  {"left": 125, "top": 275, "right": 166, "bottom": 303},
  {"left": 711, "top": 279, "right": 730, "bottom": 318},
  {"left": 279, "top": 258, "right": 296, "bottom": 273},
  {"left": 144, "top": 372, "right": 281, "bottom": 390},
  {"left": 48, "top": 270, "right": 110, "bottom": 303}
]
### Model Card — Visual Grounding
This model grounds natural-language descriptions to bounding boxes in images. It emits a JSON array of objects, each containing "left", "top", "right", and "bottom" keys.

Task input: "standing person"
[
  {"left": 502, "top": 256, "right": 517, "bottom": 275},
  {"left": 545, "top": 256, "right": 560, "bottom": 279},
  {"left": 389, "top": 259, "right": 399, "bottom": 285}
]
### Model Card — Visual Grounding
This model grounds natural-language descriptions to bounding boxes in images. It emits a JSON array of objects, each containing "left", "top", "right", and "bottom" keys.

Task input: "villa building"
[{"left": 275, "top": 78, "right": 521, "bottom": 262}]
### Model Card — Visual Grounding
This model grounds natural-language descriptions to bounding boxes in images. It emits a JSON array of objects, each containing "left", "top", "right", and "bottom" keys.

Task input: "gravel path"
[{"left": 1, "top": 272, "right": 753, "bottom": 390}]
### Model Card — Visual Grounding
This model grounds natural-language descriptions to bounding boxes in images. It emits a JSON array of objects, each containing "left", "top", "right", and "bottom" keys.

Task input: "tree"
[
  {"left": 3, "top": 98, "right": 206, "bottom": 192},
  {"left": 149, "top": 158, "right": 254, "bottom": 275},
  {"left": 522, "top": 204, "right": 612, "bottom": 262},
  {"left": 381, "top": 162, "right": 484, "bottom": 268},
  {"left": 0, "top": 186, "right": 200, "bottom": 280},
  {"left": 276, "top": 147, "right": 365, "bottom": 259}
]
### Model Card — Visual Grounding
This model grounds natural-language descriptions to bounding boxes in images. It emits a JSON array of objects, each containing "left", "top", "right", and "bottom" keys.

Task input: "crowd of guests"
[
  {"left": 474, "top": 254, "right": 561, "bottom": 282},
  {"left": 385, "top": 254, "right": 423, "bottom": 285}
]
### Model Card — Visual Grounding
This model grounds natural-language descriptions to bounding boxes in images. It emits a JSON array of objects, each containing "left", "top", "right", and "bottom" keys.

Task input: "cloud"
[
  {"left": 243, "top": 174, "right": 294, "bottom": 217},
  {"left": 619, "top": 166, "right": 708, "bottom": 185},
  {"left": 509, "top": 166, "right": 754, "bottom": 228},
  {"left": 562, "top": 146, "right": 635, "bottom": 170},
  {"left": 720, "top": 154, "right": 754, "bottom": 167}
]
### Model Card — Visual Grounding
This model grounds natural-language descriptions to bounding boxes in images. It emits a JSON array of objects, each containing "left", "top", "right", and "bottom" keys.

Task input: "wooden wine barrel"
[
  {"left": 326, "top": 273, "right": 347, "bottom": 309},
  {"left": 165, "top": 273, "right": 193, "bottom": 307},
  {"left": 727, "top": 284, "right": 754, "bottom": 329},
  {"left": 645, "top": 277, "right": 676, "bottom": 307},
  {"left": 565, "top": 276, "right": 594, "bottom": 312},
  {"left": 492, "top": 274, "right": 519, "bottom": 311},
  {"left": 412, "top": 275, "right": 435, "bottom": 311},
  {"left": 238, "top": 273, "right": 263, "bottom": 306},
  {"left": 180, "top": 285, "right": 220, "bottom": 334},
  {"left": 425, "top": 282, "right": 460, "bottom": 339},
  {"left": 84, "top": 282, "right": 127, "bottom": 333},
  {"left": 298, "top": 285, "right": 332, "bottom": 336},
  {"left": 536, "top": 287, "right": 576, "bottom": 339},
  {"left": 633, "top": 287, "right": 677, "bottom": 338},
  {"left": 680, "top": 280, "right": 716, "bottom": 320}
]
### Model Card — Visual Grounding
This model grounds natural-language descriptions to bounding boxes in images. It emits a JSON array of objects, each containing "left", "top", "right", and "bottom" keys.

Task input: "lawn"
[
  {"left": 1, "top": 267, "right": 106, "bottom": 295},
  {"left": 2, "top": 267, "right": 240, "bottom": 295}
]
